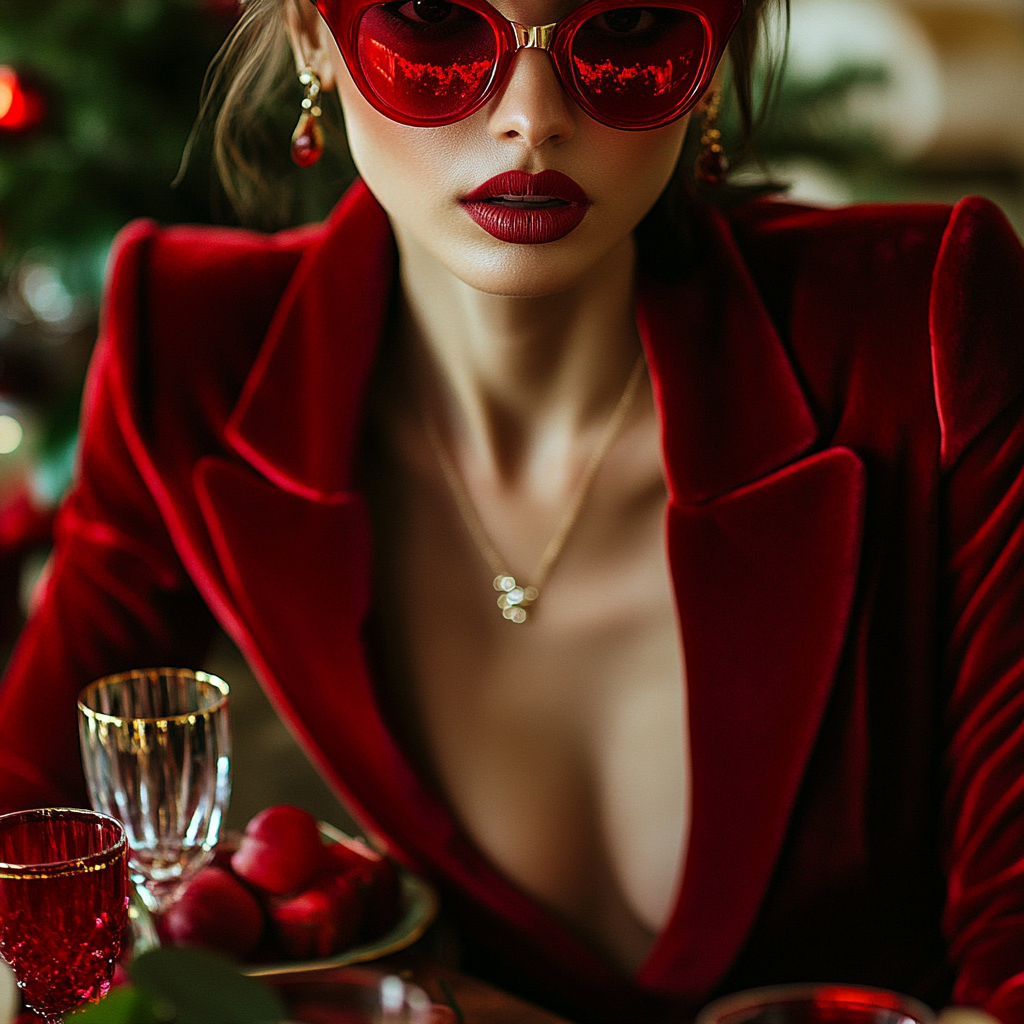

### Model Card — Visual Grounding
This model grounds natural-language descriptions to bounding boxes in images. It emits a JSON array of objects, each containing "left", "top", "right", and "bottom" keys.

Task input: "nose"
[{"left": 486, "top": 48, "right": 576, "bottom": 147}]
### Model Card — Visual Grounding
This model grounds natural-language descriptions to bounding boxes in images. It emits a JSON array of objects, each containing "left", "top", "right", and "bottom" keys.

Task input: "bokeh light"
[
  {"left": 0, "top": 67, "right": 45, "bottom": 132},
  {"left": 0, "top": 416, "right": 25, "bottom": 456}
]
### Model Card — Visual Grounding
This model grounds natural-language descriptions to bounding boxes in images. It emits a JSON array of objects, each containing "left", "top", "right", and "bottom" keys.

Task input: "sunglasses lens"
[
  {"left": 570, "top": 7, "right": 706, "bottom": 125},
  {"left": 357, "top": 0, "right": 498, "bottom": 122}
]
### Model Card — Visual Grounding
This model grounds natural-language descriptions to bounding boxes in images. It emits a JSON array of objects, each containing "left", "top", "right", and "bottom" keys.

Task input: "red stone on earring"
[
  {"left": 291, "top": 111, "right": 323, "bottom": 168},
  {"left": 696, "top": 145, "right": 728, "bottom": 186}
]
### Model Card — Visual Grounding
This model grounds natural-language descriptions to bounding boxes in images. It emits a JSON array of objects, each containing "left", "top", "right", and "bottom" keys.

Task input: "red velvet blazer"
[{"left": 0, "top": 182, "right": 1022, "bottom": 1024}]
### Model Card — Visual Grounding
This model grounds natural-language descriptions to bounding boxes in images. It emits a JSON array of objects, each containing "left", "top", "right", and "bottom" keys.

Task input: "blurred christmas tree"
[
  {"left": 0, "top": 0, "right": 361, "bottom": 652},
  {"left": 0, "top": 0, "right": 244, "bottom": 299},
  {"left": 0, "top": 0, "right": 362, "bottom": 651},
  {"left": 0, "top": 0, "right": 242, "bottom": 646}
]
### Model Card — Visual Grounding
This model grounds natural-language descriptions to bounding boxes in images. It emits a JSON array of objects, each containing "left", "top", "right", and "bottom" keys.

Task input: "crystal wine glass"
[
  {"left": 0, "top": 807, "right": 130, "bottom": 1023},
  {"left": 280, "top": 968, "right": 435, "bottom": 1024},
  {"left": 78, "top": 668, "right": 231, "bottom": 913}
]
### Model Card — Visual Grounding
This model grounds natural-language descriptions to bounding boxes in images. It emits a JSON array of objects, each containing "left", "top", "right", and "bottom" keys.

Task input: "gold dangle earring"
[
  {"left": 291, "top": 67, "right": 324, "bottom": 167},
  {"left": 695, "top": 88, "right": 728, "bottom": 186}
]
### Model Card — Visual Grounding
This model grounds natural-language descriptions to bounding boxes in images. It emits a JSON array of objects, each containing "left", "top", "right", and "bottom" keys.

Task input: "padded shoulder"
[
  {"left": 98, "top": 218, "right": 321, "bottom": 438},
  {"left": 729, "top": 197, "right": 1023, "bottom": 469},
  {"left": 727, "top": 200, "right": 955, "bottom": 325},
  {"left": 729, "top": 195, "right": 954, "bottom": 250},
  {"left": 102, "top": 218, "right": 319, "bottom": 361},
  {"left": 929, "top": 196, "right": 1024, "bottom": 469}
]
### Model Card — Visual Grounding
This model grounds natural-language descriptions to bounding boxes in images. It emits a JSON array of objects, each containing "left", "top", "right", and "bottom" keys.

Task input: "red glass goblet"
[
  {"left": 696, "top": 984, "right": 937, "bottom": 1024},
  {"left": 0, "top": 808, "right": 130, "bottom": 1023}
]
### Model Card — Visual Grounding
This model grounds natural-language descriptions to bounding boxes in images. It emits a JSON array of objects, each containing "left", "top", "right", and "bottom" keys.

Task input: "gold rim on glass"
[
  {"left": 0, "top": 807, "right": 127, "bottom": 879},
  {"left": 77, "top": 668, "right": 229, "bottom": 726}
]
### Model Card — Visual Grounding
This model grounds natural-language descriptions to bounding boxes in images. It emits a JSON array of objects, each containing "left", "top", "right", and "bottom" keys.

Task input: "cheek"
[
  {"left": 335, "top": 71, "right": 465, "bottom": 224},
  {"left": 583, "top": 122, "right": 690, "bottom": 229},
  {"left": 335, "top": 73, "right": 408, "bottom": 189}
]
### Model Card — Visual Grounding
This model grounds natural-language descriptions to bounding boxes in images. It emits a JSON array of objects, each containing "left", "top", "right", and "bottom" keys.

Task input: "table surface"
[
  {"left": 397, "top": 951, "right": 573, "bottom": 1024},
  {"left": 272, "top": 950, "right": 575, "bottom": 1024}
]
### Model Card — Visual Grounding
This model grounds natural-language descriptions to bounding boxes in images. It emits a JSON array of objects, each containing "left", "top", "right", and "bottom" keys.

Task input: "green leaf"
[
  {"left": 129, "top": 948, "right": 287, "bottom": 1024},
  {"left": 66, "top": 985, "right": 168, "bottom": 1024}
]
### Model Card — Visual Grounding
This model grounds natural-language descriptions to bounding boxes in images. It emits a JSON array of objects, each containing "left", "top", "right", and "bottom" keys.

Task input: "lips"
[{"left": 461, "top": 170, "right": 591, "bottom": 245}]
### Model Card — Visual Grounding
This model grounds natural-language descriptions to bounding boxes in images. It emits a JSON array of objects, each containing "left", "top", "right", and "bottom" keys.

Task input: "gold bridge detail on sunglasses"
[
  {"left": 313, "top": 0, "right": 743, "bottom": 130},
  {"left": 512, "top": 21, "right": 557, "bottom": 49}
]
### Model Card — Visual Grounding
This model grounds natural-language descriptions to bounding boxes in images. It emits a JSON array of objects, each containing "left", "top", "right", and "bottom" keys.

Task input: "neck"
[{"left": 389, "top": 229, "right": 644, "bottom": 484}]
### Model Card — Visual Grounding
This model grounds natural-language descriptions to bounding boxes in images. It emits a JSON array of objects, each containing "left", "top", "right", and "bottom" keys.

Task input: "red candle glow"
[{"left": 0, "top": 67, "right": 45, "bottom": 132}]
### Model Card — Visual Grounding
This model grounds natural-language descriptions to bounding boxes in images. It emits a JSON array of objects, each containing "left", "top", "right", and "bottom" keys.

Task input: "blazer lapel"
[
  {"left": 225, "top": 180, "right": 394, "bottom": 502},
  {"left": 637, "top": 205, "right": 867, "bottom": 1000},
  {"left": 190, "top": 182, "right": 438, "bottom": 842}
]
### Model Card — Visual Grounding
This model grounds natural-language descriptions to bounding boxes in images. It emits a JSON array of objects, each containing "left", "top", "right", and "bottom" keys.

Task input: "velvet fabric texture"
[{"left": 0, "top": 183, "right": 1021, "bottom": 1024}]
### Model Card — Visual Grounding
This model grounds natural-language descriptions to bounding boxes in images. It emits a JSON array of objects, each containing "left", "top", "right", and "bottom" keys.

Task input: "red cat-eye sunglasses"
[{"left": 309, "top": 0, "right": 744, "bottom": 130}]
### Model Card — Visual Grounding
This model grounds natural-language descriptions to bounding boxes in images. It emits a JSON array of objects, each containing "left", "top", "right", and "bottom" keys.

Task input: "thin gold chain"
[{"left": 423, "top": 353, "right": 647, "bottom": 623}]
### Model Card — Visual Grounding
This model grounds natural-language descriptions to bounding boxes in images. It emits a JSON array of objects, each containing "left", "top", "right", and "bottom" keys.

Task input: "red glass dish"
[
  {"left": 310, "top": 0, "right": 745, "bottom": 129},
  {"left": 0, "top": 808, "right": 130, "bottom": 1023}
]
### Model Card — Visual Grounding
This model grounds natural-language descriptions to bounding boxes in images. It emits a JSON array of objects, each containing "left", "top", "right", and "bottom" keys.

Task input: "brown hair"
[
  {"left": 728, "top": 0, "right": 789, "bottom": 165},
  {"left": 196, "top": 0, "right": 788, "bottom": 227},
  {"left": 186, "top": 0, "right": 349, "bottom": 226}
]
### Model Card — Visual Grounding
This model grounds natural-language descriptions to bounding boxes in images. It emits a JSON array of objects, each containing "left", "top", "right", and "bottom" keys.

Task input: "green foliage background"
[{"left": 0, "top": 0, "right": 239, "bottom": 298}]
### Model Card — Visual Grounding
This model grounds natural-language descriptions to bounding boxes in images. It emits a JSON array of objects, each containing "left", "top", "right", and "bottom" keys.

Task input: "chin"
[
  {"left": 454, "top": 262, "right": 597, "bottom": 298},
  {"left": 444, "top": 235, "right": 626, "bottom": 299}
]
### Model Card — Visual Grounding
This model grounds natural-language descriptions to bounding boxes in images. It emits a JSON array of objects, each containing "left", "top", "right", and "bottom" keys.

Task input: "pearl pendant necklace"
[
  {"left": 493, "top": 575, "right": 539, "bottom": 624},
  {"left": 424, "top": 354, "right": 647, "bottom": 624}
]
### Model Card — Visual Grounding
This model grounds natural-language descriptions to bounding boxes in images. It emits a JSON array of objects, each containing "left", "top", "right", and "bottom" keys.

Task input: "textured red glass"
[
  {"left": 358, "top": 2, "right": 497, "bottom": 121},
  {"left": 312, "top": 0, "right": 743, "bottom": 130},
  {"left": 0, "top": 809, "right": 129, "bottom": 1022},
  {"left": 568, "top": 8, "right": 705, "bottom": 126}
]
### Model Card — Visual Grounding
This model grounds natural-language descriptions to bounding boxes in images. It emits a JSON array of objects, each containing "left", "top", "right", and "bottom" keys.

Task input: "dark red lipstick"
[{"left": 462, "top": 170, "right": 591, "bottom": 245}]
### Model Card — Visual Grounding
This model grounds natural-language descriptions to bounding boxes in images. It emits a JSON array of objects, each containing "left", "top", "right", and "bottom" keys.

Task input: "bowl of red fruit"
[{"left": 155, "top": 805, "right": 439, "bottom": 977}]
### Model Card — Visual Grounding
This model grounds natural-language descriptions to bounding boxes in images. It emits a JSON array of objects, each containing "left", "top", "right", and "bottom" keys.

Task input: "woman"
[{"left": 0, "top": 0, "right": 1021, "bottom": 1018}]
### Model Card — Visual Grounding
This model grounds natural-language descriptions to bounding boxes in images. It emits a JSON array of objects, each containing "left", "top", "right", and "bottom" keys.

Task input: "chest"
[{"left": 367, "top": 421, "right": 691, "bottom": 972}]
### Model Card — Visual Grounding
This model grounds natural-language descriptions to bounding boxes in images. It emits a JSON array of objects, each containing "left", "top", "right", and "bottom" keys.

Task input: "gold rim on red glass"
[{"left": 0, "top": 808, "right": 127, "bottom": 880}]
